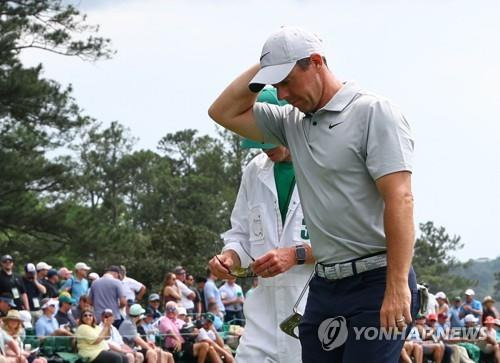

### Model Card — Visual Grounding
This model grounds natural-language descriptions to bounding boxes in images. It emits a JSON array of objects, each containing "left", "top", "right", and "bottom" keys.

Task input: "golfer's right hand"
[{"left": 208, "top": 253, "right": 235, "bottom": 279}]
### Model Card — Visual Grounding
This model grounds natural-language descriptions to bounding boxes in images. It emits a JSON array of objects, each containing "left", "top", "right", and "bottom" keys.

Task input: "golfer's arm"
[
  {"left": 208, "top": 64, "right": 264, "bottom": 141},
  {"left": 376, "top": 171, "right": 415, "bottom": 289}
]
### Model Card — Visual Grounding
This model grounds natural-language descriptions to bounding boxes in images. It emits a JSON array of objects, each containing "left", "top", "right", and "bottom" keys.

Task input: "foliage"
[{"left": 413, "top": 221, "right": 475, "bottom": 297}]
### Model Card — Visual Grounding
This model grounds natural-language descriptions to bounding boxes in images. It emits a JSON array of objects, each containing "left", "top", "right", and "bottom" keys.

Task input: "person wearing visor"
[
  {"left": 209, "top": 88, "right": 314, "bottom": 362},
  {"left": 208, "top": 26, "right": 417, "bottom": 362}
]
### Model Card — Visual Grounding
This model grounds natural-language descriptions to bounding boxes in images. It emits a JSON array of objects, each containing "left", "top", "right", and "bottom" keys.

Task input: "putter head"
[{"left": 279, "top": 311, "right": 302, "bottom": 339}]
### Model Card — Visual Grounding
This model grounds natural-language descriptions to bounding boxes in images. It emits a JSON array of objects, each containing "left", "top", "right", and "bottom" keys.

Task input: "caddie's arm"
[
  {"left": 208, "top": 64, "right": 265, "bottom": 141},
  {"left": 376, "top": 171, "right": 415, "bottom": 329}
]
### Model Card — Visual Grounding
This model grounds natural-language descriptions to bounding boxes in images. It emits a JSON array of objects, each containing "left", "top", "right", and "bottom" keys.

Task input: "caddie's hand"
[
  {"left": 380, "top": 283, "right": 412, "bottom": 331},
  {"left": 252, "top": 247, "right": 295, "bottom": 278},
  {"left": 208, "top": 253, "right": 235, "bottom": 280}
]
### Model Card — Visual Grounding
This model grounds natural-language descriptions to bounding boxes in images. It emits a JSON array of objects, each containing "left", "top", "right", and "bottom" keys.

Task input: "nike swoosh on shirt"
[
  {"left": 329, "top": 122, "right": 343, "bottom": 129},
  {"left": 260, "top": 51, "right": 271, "bottom": 61}
]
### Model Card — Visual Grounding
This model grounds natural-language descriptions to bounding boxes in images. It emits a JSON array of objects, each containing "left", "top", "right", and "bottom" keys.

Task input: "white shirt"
[
  {"left": 176, "top": 280, "right": 194, "bottom": 310},
  {"left": 122, "top": 277, "right": 143, "bottom": 301},
  {"left": 219, "top": 282, "right": 244, "bottom": 312}
]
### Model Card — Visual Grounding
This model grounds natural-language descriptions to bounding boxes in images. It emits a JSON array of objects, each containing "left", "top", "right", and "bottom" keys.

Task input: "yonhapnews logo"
[{"left": 317, "top": 316, "right": 348, "bottom": 351}]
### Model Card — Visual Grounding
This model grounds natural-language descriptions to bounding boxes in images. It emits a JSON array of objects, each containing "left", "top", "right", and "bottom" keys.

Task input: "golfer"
[{"left": 208, "top": 26, "right": 418, "bottom": 362}]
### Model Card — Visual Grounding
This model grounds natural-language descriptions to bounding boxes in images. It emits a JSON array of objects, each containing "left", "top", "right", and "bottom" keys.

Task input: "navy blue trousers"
[{"left": 299, "top": 266, "right": 418, "bottom": 363}]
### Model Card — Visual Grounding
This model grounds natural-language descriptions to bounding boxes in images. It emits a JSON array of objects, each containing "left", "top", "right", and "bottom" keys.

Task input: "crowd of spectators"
[
  {"left": 401, "top": 288, "right": 500, "bottom": 363},
  {"left": 0, "top": 255, "right": 247, "bottom": 362}
]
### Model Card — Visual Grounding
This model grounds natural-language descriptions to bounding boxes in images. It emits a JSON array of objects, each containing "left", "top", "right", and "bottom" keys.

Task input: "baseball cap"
[
  {"left": 59, "top": 295, "right": 75, "bottom": 305},
  {"left": 36, "top": 262, "right": 52, "bottom": 271},
  {"left": 129, "top": 304, "right": 145, "bottom": 317},
  {"left": 75, "top": 262, "right": 91, "bottom": 271},
  {"left": 88, "top": 272, "right": 99, "bottom": 280},
  {"left": 464, "top": 289, "right": 475, "bottom": 296},
  {"left": 148, "top": 293, "right": 160, "bottom": 302},
  {"left": 18, "top": 310, "right": 32, "bottom": 329},
  {"left": 24, "top": 263, "right": 36, "bottom": 273},
  {"left": 0, "top": 295, "right": 16, "bottom": 307},
  {"left": 249, "top": 26, "right": 325, "bottom": 92},
  {"left": 102, "top": 308, "right": 114, "bottom": 317},
  {"left": 434, "top": 291, "right": 446, "bottom": 300},
  {"left": 177, "top": 307, "right": 187, "bottom": 316},
  {"left": 174, "top": 266, "right": 186, "bottom": 275},
  {"left": 427, "top": 313, "right": 437, "bottom": 321},
  {"left": 453, "top": 296, "right": 461, "bottom": 302},
  {"left": 203, "top": 312, "right": 215, "bottom": 324},
  {"left": 58, "top": 267, "right": 72, "bottom": 277},
  {"left": 166, "top": 305, "right": 177, "bottom": 313},
  {"left": 0, "top": 255, "right": 13, "bottom": 262},
  {"left": 107, "top": 265, "right": 121, "bottom": 273},
  {"left": 47, "top": 269, "right": 58, "bottom": 278},
  {"left": 464, "top": 314, "right": 478, "bottom": 323}
]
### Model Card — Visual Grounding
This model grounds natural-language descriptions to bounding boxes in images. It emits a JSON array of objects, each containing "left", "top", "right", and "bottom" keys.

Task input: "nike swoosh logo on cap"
[
  {"left": 260, "top": 51, "right": 271, "bottom": 61},
  {"left": 329, "top": 122, "right": 342, "bottom": 129}
]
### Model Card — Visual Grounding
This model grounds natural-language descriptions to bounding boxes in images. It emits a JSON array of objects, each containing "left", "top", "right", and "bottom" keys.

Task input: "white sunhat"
[
  {"left": 435, "top": 291, "right": 447, "bottom": 300},
  {"left": 464, "top": 288, "right": 475, "bottom": 296},
  {"left": 464, "top": 314, "right": 478, "bottom": 324},
  {"left": 248, "top": 26, "right": 325, "bottom": 92}
]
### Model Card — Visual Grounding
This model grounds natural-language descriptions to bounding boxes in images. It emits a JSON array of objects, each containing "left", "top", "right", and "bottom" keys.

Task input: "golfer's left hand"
[
  {"left": 380, "top": 283, "right": 412, "bottom": 330},
  {"left": 252, "top": 247, "right": 295, "bottom": 278}
]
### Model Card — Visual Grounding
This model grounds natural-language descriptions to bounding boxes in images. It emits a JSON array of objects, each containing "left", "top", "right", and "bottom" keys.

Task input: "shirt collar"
[{"left": 319, "top": 81, "right": 361, "bottom": 113}]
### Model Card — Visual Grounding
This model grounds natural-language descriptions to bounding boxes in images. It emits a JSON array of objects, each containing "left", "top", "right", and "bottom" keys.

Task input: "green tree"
[
  {"left": 493, "top": 271, "right": 500, "bottom": 301},
  {"left": 413, "top": 221, "right": 475, "bottom": 297}
]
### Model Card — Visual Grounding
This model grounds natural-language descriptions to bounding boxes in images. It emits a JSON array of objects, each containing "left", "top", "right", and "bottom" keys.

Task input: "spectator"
[
  {"left": 158, "top": 303, "right": 213, "bottom": 363},
  {"left": 118, "top": 266, "right": 146, "bottom": 303},
  {"left": 88, "top": 273, "right": 99, "bottom": 287},
  {"left": 196, "top": 313, "right": 234, "bottom": 363},
  {"left": 35, "top": 262, "right": 51, "bottom": 283},
  {"left": 35, "top": 298, "right": 72, "bottom": 338},
  {"left": 71, "top": 295, "right": 91, "bottom": 322},
  {"left": 0, "top": 255, "right": 29, "bottom": 311},
  {"left": 118, "top": 304, "right": 173, "bottom": 363},
  {"left": 55, "top": 295, "right": 77, "bottom": 331},
  {"left": 479, "top": 316, "right": 500, "bottom": 362},
  {"left": 146, "top": 294, "right": 162, "bottom": 320},
  {"left": 22, "top": 263, "right": 45, "bottom": 318},
  {"left": 160, "top": 273, "right": 181, "bottom": 305},
  {"left": 0, "top": 296, "right": 14, "bottom": 318},
  {"left": 195, "top": 277, "right": 207, "bottom": 314},
  {"left": 174, "top": 267, "right": 196, "bottom": 315},
  {"left": 60, "top": 262, "right": 91, "bottom": 302},
  {"left": 203, "top": 270, "right": 224, "bottom": 316},
  {"left": 459, "top": 289, "right": 483, "bottom": 320},
  {"left": 137, "top": 308, "right": 158, "bottom": 344},
  {"left": 57, "top": 267, "right": 72, "bottom": 287},
  {"left": 435, "top": 291, "right": 449, "bottom": 317},
  {"left": 218, "top": 277, "right": 244, "bottom": 325},
  {"left": 408, "top": 314, "right": 444, "bottom": 363},
  {"left": 449, "top": 296, "right": 464, "bottom": 328},
  {"left": 185, "top": 274, "right": 203, "bottom": 318},
  {"left": 89, "top": 266, "right": 126, "bottom": 326},
  {"left": 400, "top": 341, "right": 423, "bottom": 363},
  {"left": 100, "top": 309, "right": 143, "bottom": 363},
  {"left": 1, "top": 309, "right": 47, "bottom": 363},
  {"left": 76, "top": 308, "right": 127, "bottom": 363},
  {"left": 206, "top": 302, "right": 224, "bottom": 331},
  {"left": 245, "top": 277, "right": 258, "bottom": 298},
  {"left": 41, "top": 269, "right": 59, "bottom": 298},
  {"left": 0, "top": 313, "right": 24, "bottom": 363},
  {"left": 482, "top": 296, "right": 499, "bottom": 324}
]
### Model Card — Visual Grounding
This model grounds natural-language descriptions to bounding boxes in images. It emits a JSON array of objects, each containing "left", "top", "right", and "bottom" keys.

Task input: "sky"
[{"left": 21, "top": 0, "right": 500, "bottom": 261}]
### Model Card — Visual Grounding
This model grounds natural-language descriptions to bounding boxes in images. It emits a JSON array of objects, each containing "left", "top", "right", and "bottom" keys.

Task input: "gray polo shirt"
[{"left": 254, "top": 81, "right": 414, "bottom": 264}]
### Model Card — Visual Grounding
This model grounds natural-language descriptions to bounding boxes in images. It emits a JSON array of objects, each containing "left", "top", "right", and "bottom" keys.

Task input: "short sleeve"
[
  {"left": 118, "top": 320, "right": 137, "bottom": 340},
  {"left": 76, "top": 325, "right": 98, "bottom": 344},
  {"left": 204, "top": 284, "right": 215, "bottom": 301},
  {"left": 116, "top": 281, "right": 125, "bottom": 298},
  {"left": 365, "top": 99, "right": 414, "bottom": 180},
  {"left": 253, "top": 102, "right": 292, "bottom": 147}
]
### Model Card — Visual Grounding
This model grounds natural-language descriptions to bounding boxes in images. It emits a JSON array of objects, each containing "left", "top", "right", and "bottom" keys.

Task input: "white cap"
[
  {"left": 465, "top": 289, "right": 475, "bottom": 296},
  {"left": 25, "top": 263, "right": 36, "bottom": 273},
  {"left": 435, "top": 291, "right": 446, "bottom": 300},
  {"left": 249, "top": 26, "right": 325, "bottom": 92},
  {"left": 177, "top": 307, "right": 187, "bottom": 316},
  {"left": 36, "top": 262, "right": 52, "bottom": 271},
  {"left": 464, "top": 314, "right": 478, "bottom": 323},
  {"left": 18, "top": 310, "right": 33, "bottom": 329},
  {"left": 88, "top": 272, "right": 99, "bottom": 280},
  {"left": 75, "top": 262, "right": 91, "bottom": 271}
]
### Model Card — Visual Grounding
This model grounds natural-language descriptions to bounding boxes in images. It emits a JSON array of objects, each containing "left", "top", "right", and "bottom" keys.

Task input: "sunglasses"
[
  {"left": 82, "top": 313, "right": 93, "bottom": 318},
  {"left": 215, "top": 242, "right": 256, "bottom": 278},
  {"left": 279, "top": 270, "right": 314, "bottom": 339}
]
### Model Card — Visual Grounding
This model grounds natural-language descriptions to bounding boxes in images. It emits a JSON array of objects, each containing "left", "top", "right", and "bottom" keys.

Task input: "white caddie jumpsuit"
[{"left": 222, "top": 152, "right": 313, "bottom": 363}]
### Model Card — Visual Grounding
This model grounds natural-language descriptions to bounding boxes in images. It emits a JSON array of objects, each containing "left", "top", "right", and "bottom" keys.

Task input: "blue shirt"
[
  {"left": 449, "top": 306, "right": 464, "bottom": 328},
  {"left": 459, "top": 300, "right": 482, "bottom": 319},
  {"left": 203, "top": 278, "right": 225, "bottom": 313},
  {"left": 35, "top": 314, "right": 59, "bottom": 337},
  {"left": 61, "top": 277, "right": 88, "bottom": 302}
]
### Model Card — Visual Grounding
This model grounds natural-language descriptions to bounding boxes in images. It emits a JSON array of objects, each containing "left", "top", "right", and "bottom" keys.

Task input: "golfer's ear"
[{"left": 310, "top": 53, "right": 324, "bottom": 68}]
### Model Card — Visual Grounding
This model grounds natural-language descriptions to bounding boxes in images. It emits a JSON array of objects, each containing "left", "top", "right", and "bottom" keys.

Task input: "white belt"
[{"left": 315, "top": 253, "right": 387, "bottom": 280}]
